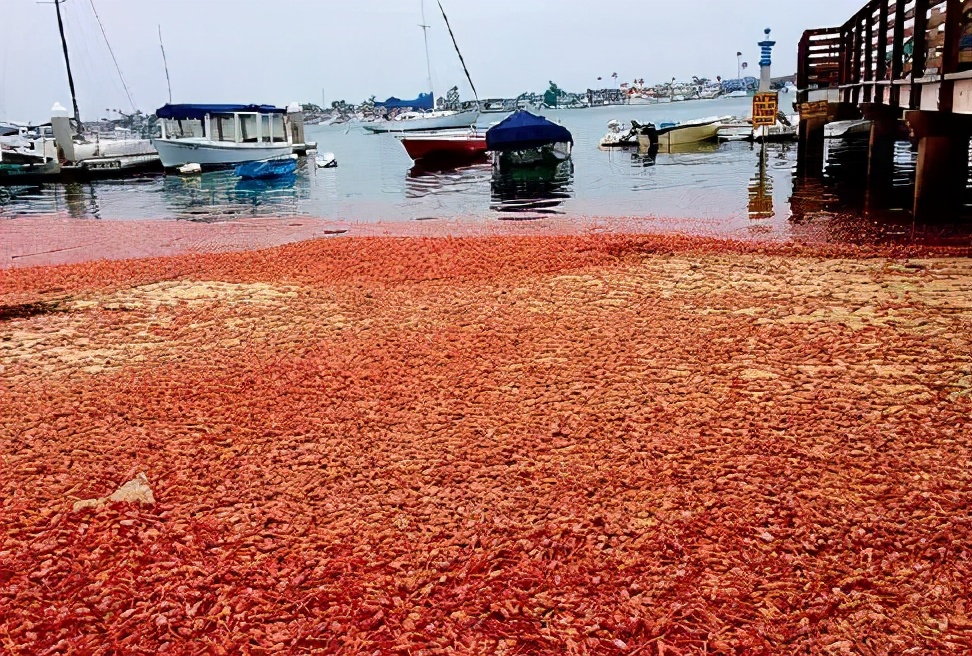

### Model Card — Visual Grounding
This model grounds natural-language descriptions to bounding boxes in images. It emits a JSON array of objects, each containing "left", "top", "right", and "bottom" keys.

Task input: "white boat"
[
  {"left": 366, "top": 0, "right": 481, "bottom": 133},
  {"left": 725, "top": 90, "right": 749, "bottom": 99},
  {"left": 151, "top": 104, "right": 294, "bottom": 168},
  {"left": 825, "top": 119, "right": 872, "bottom": 139},
  {"left": 718, "top": 120, "right": 754, "bottom": 141},
  {"left": 362, "top": 108, "right": 481, "bottom": 133},
  {"left": 638, "top": 116, "right": 724, "bottom": 151}
]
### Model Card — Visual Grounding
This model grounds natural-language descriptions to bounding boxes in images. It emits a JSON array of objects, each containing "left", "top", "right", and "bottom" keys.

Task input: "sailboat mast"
[
  {"left": 420, "top": 0, "right": 434, "bottom": 102},
  {"left": 159, "top": 25, "right": 172, "bottom": 103},
  {"left": 435, "top": 0, "right": 478, "bottom": 104},
  {"left": 53, "top": 0, "right": 83, "bottom": 134}
]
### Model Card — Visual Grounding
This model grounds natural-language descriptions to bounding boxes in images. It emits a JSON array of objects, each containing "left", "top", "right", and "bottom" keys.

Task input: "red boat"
[{"left": 397, "top": 129, "right": 488, "bottom": 164}]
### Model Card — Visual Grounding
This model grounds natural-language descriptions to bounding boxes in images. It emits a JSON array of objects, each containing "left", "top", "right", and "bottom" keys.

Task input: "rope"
[{"left": 87, "top": 0, "right": 136, "bottom": 112}]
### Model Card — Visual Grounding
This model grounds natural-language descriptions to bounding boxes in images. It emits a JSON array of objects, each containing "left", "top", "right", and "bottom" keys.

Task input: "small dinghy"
[
  {"left": 234, "top": 154, "right": 298, "bottom": 180},
  {"left": 315, "top": 152, "right": 338, "bottom": 168}
]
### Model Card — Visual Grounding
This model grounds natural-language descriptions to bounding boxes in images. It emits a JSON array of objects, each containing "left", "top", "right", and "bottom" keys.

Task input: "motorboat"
[
  {"left": 397, "top": 128, "right": 487, "bottom": 163},
  {"left": 754, "top": 114, "right": 799, "bottom": 143},
  {"left": 637, "top": 116, "right": 724, "bottom": 152},
  {"left": 235, "top": 154, "right": 298, "bottom": 180},
  {"left": 152, "top": 103, "right": 294, "bottom": 169},
  {"left": 825, "top": 119, "right": 872, "bottom": 139},
  {"left": 718, "top": 119, "right": 754, "bottom": 142},
  {"left": 315, "top": 152, "right": 338, "bottom": 168},
  {"left": 363, "top": 108, "right": 481, "bottom": 133},
  {"left": 486, "top": 110, "right": 573, "bottom": 169},
  {"left": 598, "top": 119, "right": 654, "bottom": 149}
]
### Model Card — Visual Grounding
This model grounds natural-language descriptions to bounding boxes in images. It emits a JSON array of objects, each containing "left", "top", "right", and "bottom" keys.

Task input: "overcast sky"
[{"left": 2, "top": 0, "right": 856, "bottom": 122}]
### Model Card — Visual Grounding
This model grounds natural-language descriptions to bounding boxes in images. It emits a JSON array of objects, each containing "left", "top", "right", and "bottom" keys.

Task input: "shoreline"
[{"left": 2, "top": 215, "right": 971, "bottom": 271}]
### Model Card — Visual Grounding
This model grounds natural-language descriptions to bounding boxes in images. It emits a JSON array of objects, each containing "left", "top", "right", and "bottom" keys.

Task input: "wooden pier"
[{"left": 797, "top": 0, "right": 972, "bottom": 219}]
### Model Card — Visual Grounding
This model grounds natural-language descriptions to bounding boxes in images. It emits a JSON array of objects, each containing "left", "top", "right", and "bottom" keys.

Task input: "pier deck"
[{"left": 797, "top": 0, "right": 972, "bottom": 219}]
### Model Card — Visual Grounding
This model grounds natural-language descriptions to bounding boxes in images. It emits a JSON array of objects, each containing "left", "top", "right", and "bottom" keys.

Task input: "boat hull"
[
  {"left": 235, "top": 156, "right": 299, "bottom": 180},
  {"left": 639, "top": 122, "right": 721, "bottom": 150},
  {"left": 0, "top": 160, "right": 61, "bottom": 185},
  {"left": 364, "top": 109, "right": 481, "bottom": 133},
  {"left": 151, "top": 138, "right": 293, "bottom": 169},
  {"left": 399, "top": 132, "right": 487, "bottom": 163}
]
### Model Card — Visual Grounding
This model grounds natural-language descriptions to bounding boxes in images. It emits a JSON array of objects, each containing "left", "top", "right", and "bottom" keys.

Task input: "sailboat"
[
  {"left": 364, "top": 0, "right": 481, "bottom": 133},
  {"left": 42, "top": 0, "right": 160, "bottom": 177}
]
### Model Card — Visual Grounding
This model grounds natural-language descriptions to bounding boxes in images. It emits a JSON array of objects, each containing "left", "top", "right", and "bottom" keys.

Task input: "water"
[{"left": 2, "top": 95, "right": 971, "bottom": 246}]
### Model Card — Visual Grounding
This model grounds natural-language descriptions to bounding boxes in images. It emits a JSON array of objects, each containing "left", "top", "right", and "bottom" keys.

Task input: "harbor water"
[{"left": 2, "top": 96, "right": 970, "bottom": 247}]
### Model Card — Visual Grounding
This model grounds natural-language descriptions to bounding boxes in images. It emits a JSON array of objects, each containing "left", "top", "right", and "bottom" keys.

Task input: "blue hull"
[{"left": 234, "top": 157, "right": 298, "bottom": 180}]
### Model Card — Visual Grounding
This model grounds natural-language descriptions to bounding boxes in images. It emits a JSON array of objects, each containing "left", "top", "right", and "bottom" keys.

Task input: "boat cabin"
[{"left": 156, "top": 104, "right": 291, "bottom": 145}]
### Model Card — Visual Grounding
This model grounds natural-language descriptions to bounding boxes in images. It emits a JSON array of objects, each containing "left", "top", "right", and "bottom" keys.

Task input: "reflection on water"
[
  {"left": 490, "top": 160, "right": 574, "bottom": 217},
  {"left": 748, "top": 145, "right": 775, "bottom": 225},
  {"left": 405, "top": 162, "right": 491, "bottom": 200},
  {"left": 160, "top": 163, "right": 308, "bottom": 222}
]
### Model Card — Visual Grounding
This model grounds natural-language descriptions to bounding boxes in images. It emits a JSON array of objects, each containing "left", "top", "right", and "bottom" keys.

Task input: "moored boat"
[
  {"left": 397, "top": 128, "right": 487, "bottom": 163},
  {"left": 637, "top": 116, "right": 723, "bottom": 152},
  {"left": 598, "top": 119, "right": 655, "bottom": 149},
  {"left": 152, "top": 104, "right": 294, "bottom": 169},
  {"left": 363, "top": 108, "right": 481, "bottom": 133},
  {"left": 486, "top": 110, "right": 573, "bottom": 169},
  {"left": 234, "top": 154, "right": 298, "bottom": 180},
  {"left": 825, "top": 119, "right": 872, "bottom": 139}
]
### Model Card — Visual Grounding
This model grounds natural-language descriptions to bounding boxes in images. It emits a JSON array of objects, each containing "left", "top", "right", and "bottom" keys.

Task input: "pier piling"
[{"left": 796, "top": 0, "right": 972, "bottom": 221}]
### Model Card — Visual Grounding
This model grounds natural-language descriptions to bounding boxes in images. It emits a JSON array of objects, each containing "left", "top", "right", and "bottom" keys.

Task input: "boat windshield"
[
  {"left": 239, "top": 113, "right": 287, "bottom": 143},
  {"left": 162, "top": 118, "right": 204, "bottom": 139}
]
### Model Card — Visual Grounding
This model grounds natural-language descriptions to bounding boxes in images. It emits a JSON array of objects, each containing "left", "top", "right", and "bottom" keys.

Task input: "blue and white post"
[{"left": 758, "top": 28, "right": 775, "bottom": 93}]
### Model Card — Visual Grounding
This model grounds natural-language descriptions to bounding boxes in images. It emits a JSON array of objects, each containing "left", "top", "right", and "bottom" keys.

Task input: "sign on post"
[
  {"left": 752, "top": 92, "right": 779, "bottom": 128},
  {"left": 798, "top": 100, "right": 828, "bottom": 119}
]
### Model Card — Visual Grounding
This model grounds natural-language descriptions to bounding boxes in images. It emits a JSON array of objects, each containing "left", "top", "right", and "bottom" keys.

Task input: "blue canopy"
[
  {"left": 156, "top": 104, "right": 285, "bottom": 120},
  {"left": 485, "top": 111, "right": 573, "bottom": 151},
  {"left": 374, "top": 93, "right": 434, "bottom": 111}
]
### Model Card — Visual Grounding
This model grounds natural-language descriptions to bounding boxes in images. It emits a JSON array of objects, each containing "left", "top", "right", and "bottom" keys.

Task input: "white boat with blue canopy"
[{"left": 152, "top": 103, "right": 293, "bottom": 169}]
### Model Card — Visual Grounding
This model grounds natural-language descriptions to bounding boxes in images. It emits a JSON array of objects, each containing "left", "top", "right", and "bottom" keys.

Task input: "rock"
[
  {"left": 72, "top": 473, "right": 155, "bottom": 512},
  {"left": 108, "top": 473, "right": 156, "bottom": 505}
]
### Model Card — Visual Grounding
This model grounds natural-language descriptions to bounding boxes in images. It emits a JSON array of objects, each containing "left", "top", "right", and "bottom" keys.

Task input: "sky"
[{"left": 1, "top": 0, "right": 858, "bottom": 123}]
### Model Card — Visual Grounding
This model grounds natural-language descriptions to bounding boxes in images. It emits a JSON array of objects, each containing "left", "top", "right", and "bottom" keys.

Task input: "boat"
[
  {"left": 725, "top": 90, "right": 749, "bottom": 99},
  {"left": 637, "top": 116, "right": 723, "bottom": 151},
  {"left": 825, "top": 119, "right": 872, "bottom": 139},
  {"left": 365, "top": 0, "right": 481, "bottom": 133},
  {"left": 234, "top": 154, "right": 298, "bottom": 180},
  {"left": 754, "top": 114, "right": 799, "bottom": 143},
  {"left": 598, "top": 119, "right": 655, "bottom": 149},
  {"left": 363, "top": 108, "right": 481, "bottom": 133},
  {"left": 151, "top": 103, "right": 294, "bottom": 169},
  {"left": 397, "top": 128, "right": 487, "bottom": 164},
  {"left": 486, "top": 110, "right": 573, "bottom": 169},
  {"left": 315, "top": 152, "right": 338, "bottom": 168},
  {"left": 718, "top": 119, "right": 754, "bottom": 142},
  {"left": 0, "top": 142, "right": 61, "bottom": 184}
]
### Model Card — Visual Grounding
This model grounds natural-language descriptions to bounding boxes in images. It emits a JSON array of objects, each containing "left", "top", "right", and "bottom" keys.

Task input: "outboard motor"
[{"left": 639, "top": 122, "right": 659, "bottom": 155}]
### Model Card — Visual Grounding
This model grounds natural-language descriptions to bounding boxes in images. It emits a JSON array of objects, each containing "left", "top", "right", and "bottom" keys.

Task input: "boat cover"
[
  {"left": 156, "top": 104, "right": 285, "bottom": 120},
  {"left": 375, "top": 93, "right": 434, "bottom": 111},
  {"left": 485, "top": 111, "right": 573, "bottom": 151}
]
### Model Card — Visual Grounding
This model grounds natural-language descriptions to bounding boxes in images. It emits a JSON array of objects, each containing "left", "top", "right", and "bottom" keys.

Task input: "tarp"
[
  {"left": 374, "top": 93, "right": 434, "bottom": 111},
  {"left": 485, "top": 111, "right": 573, "bottom": 151},
  {"left": 156, "top": 104, "right": 285, "bottom": 120}
]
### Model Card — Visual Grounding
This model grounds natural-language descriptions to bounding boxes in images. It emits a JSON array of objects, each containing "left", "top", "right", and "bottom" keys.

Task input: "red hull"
[{"left": 400, "top": 136, "right": 487, "bottom": 162}]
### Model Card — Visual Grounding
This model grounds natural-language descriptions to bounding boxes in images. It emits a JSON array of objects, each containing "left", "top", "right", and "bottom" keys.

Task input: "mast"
[
  {"left": 435, "top": 0, "right": 478, "bottom": 104},
  {"left": 159, "top": 25, "right": 172, "bottom": 103},
  {"left": 53, "top": 0, "right": 83, "bottom": 134},
  {"left": 419, "top": 0, "right": 434, "bottom": 102}
]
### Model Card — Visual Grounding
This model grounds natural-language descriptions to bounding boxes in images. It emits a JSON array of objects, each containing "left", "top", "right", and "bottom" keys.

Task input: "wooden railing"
[{"left": 797, "top": 0, "right": 972, "bottom": 110}]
